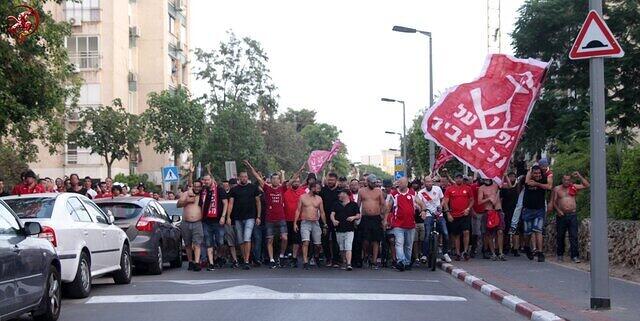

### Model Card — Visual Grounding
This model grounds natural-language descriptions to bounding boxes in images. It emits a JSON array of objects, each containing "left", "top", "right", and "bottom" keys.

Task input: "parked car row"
[{"left": 0, "top": 194, "right": 183, "bottom": 321}]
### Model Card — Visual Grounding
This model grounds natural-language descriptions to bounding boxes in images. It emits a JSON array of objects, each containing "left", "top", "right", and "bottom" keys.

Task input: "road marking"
[
  {"left": 135, "top": 278, "right": 440, "bottom": 284},
  {"left": 85, "top": 285, "right": 466, "bottom": 304}
]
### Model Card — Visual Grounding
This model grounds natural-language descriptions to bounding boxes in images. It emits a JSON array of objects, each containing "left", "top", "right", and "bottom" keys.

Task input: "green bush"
[{"left": 113, "top": 173, "right": 160, "bottom": 194}]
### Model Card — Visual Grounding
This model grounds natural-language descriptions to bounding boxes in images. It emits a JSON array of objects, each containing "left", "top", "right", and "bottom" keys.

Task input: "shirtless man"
[
  {"left": 477, "top": 178, "right": 506, "bottom": 261},
  {"left": 550, "top": 172, "right": 590, "bottom": 263},
  {"left": 357, "top": 175, "right": 386, "bottom": 269},
  {"left": 293, "top": 182, "right": 328, "bottom": 269},
  {"left": 177, "top": 180, "right": 205, "bottom": 271}
]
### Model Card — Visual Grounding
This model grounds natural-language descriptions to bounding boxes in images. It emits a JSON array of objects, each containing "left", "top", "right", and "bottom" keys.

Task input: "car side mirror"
[
  {"left": 106, "top": 210, "right": 115, "bottom": 224},
  {"left": 171, "top": 215, "right": 182, "bottom": 223},
  {"left": 24, "top": 221, "right": 42, "bottom": 236}
]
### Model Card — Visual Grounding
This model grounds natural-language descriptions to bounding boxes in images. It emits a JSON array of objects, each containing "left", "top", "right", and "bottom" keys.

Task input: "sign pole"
[{"left": 588, "top": 0, "right": 611, "bottom": 310}]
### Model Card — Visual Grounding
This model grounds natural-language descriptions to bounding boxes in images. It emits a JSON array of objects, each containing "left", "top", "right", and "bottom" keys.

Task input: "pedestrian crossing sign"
[{"left": 162, "top": 166, "right": 180, "bottom": 182}]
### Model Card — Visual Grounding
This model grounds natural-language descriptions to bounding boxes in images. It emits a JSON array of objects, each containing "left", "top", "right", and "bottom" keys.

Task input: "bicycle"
[{"left": 426, "top": 209, "right": 440, "bottom": 271}]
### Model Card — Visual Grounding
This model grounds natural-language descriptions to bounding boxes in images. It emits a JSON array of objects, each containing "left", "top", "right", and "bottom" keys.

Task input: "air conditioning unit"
[
  {"left": 129, "top": 26, "right": 141, "bottom": 38},
  {"left": 68, "top": 17, "right": 81, "bottom": 26}
]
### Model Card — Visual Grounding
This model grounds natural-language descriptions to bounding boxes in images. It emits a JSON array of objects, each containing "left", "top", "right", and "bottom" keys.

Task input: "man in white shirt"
[{"left": 417, "top": 176, "right": 451, "bottom": 263}]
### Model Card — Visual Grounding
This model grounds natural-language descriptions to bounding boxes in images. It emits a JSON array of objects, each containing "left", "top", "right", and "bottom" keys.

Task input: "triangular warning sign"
[
  {"left": 164, "top": 169, "right": 178, "bottom": 181},
  {"left": 569, "top": 10, "right": 624, "bottom": 60}
]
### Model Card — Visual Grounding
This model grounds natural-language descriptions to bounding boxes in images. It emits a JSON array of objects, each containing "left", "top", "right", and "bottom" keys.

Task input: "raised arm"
[
  {"left": 573, "top": 171, "right": 590, "bottom": 190},
  {"left": 243, "top": 160, "right": 266, "bottom": 188}
]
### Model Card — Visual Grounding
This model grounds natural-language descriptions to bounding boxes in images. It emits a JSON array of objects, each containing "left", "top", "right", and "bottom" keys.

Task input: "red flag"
[
  {"left": 307, "top": 140, "right": 342, "bottom": 174},
  {"left": 433, "top": 149, "right": 454, "bottom": 171},
  {"left": 422, "top": 54, "right": 548, "bottom": 182}
]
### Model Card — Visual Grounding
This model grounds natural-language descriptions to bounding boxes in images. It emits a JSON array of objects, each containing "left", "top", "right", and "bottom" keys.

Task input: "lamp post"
[
  {"left": 392, "top": 25, "right": 435, "bottom": 170},
  {"left": 381, "top": 98, "right": 406, "bottom": 176}
]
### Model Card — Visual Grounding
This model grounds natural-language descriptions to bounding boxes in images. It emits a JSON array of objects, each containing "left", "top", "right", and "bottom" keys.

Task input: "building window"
[
  {"left": 64, "top": 0, "right": 100, "bottom": 23},
  {"left": 66, "top": 36, "right": 100, "bottom": 69},
  {"left": 79, "top": 83, "right": 101, "bottom": 105},
  {"left": 66, "top": 141, "right": 78, "bottom": 164},
  {"left": 169, "top": 15, "right": 176, "bottom": 35},
  {"left": 180, "top": 24, "right": 187, "bottom": 43}
]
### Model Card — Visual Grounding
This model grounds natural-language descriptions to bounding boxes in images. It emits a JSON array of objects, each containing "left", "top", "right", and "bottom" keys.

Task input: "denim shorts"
[
  {"left": 266, "top": 220, "right": 288, "bottom": 238},
  {"left": 203, "top": 221, "right": 225, "bottom": 248},
  {"left": 336, "top": 231, "right": 354, "bottom": 251},
  {"left": 522, "top": 208, "right": 544, "bottom": 235},
  {"left": 300, "top": 220, "right": 322, "bottom": 245},
  {"left": 234, "top": 219, "right": 256, "bottom": 245}
]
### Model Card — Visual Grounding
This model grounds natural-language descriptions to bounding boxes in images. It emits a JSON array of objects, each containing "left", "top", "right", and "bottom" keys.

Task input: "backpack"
[{"left": 486, "top": 210, "right": 501, "bottom": 229}]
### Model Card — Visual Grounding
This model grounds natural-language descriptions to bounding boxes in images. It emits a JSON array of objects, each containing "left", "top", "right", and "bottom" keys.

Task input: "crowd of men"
[{"left": 0, "top": 157, "right": 590, "bottom": 272}]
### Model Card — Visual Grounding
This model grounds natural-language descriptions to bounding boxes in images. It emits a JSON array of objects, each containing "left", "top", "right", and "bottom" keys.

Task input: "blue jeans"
[
  {"left": 234, "top": 219, "right": 255, "bottom": 245},
  {"left": 522, "top": 208, "right": 545, "bottom": 235},
  {"left": 251, "top": 222, "right": 265, "bottom": 263},
  {"left": 203, "top": 221, "right": 225, "bottom": 248},
  {"left": 423, "top": 216, "right": 449, "bottom": 255},
  {"left": 392, "top": 227, "right": 415, "bottom": 265}
]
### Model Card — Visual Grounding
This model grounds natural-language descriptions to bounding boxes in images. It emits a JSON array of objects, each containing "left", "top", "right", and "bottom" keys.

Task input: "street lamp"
[
  {"left": 381, "top": 98, "right": 406, "bottom": 176},
  {"left": 392, "top": 25, "right": 435, "bottom": 170}
]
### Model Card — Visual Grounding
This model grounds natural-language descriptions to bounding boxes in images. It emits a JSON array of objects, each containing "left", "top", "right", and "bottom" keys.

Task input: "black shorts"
[
  {"left": 447, "top": 215, "right": 471, "bottom": 235},
  {"left": 360, "top": 215, "right": 383, "bottom": 242},
  {"left": 286, "top": 221, "right": 301, "bottom": 245}
]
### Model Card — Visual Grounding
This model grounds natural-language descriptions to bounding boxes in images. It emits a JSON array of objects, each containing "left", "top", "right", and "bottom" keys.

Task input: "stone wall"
[{"left": 544, "top": 218, "right": 640, "bottom": 271}]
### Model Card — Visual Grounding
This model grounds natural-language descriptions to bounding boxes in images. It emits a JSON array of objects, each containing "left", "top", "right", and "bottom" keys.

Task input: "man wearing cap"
[
  {"left": 443, "top": 172, "right": 474, "bottom": 261},
  {"left": 357, "top": 174, "right": 386, "bottom": 269},
  {"left": 13, "top": 170, "right": 45, "bottom": 195},
  {"left": 330, "top": 188, "right": 361, "bottom": 270}
]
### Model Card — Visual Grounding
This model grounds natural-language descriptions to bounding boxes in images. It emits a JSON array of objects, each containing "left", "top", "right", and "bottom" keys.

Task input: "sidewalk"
[{"left": 449, "top": 255, "right": 640, "bottom": 321}]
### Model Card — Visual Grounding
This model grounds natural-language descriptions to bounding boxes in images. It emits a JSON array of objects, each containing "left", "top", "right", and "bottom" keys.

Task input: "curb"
[{"left": 437, "top": 262, "right": 566, "bottom": 321}]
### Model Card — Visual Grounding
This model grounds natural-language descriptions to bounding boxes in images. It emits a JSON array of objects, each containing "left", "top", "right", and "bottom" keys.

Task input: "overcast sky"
[{"left": 191, "top": 0, "right": 526, "bottom": 162}]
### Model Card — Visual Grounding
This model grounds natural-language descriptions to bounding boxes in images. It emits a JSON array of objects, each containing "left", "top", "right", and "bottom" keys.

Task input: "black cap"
[
  {"left": 336, "top": 188, "right": 349, "bottom": 195},
  {"left": 229, "top": 178, "right": 238, "bottom": 185},
  {"left": 454, "top": 172, "right": 463, "bottom": 178},
  {"left": 382, "top": 179, "right": 393, "bottom": 188}
]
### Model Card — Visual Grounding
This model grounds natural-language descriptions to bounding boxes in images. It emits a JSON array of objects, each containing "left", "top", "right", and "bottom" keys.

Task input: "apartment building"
[
  {"left": 360, "top": 149, "right": 401, "bottom": 175},
  {"left": 30, "top": 0, "right": 191, "bottom": 183}
]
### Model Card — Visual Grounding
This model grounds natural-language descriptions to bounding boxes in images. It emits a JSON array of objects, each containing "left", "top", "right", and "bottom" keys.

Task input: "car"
[
  {"left": 157, "top": 200, "right": 183, "bottom": 226},
  {"left": 94, "top": 197, "right": 182, "bottom": 275},
  {"left": 2, "top": 193, "right": 132, "bottom": 299},
  {"left": 0, "top": 199, "right": 61, "bottom": 321}
]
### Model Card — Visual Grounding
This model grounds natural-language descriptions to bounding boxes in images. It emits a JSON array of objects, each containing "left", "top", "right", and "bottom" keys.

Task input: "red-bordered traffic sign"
[{"left": 569, "top": 10, "right": 624, "bottom": 60}]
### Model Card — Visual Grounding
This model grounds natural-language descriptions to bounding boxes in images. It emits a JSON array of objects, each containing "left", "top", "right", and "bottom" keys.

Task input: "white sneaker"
[{"left": 443, "top": 253, "right": 452, "bottom": 263}]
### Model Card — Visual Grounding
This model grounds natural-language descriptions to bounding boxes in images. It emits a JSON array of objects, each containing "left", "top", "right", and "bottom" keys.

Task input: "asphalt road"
[{"left": 20, "top": 263, "right": 526, "bottom": 321}]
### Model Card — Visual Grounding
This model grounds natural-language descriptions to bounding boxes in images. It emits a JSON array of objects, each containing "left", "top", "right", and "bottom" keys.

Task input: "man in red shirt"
[
  {"left": 13, "top": 170, "right": 45, "bottom": 195},
  {"left": 443, "top": 172, "right": 474, "bottom": 261},
  {"left": 385, "top": 177, "right": 426, "bottom": 271},
  {"left": 133, "top": 183, "right": 152, "bottom": 197},
  {"left": 245, "top": 160, "right": 289, "bottom": 269},
  {"left": 283, "top": 175, "right": 305, "bottom": 267}
]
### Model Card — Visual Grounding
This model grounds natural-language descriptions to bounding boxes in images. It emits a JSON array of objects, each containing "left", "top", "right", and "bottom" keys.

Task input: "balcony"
[
  {"left": 65, "top": 149, "right": 103, "bottom": 165},
  {"left": 69, "top": 52, "right": 101, "bottom": 70},
  {"left": 64, "top": 8, "right": 101, "bottom": 23}
]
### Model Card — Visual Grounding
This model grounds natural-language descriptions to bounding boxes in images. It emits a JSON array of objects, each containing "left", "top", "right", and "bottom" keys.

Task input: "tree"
[
  {"left": 68, "top": 99, "right": 142, "bottom": 178},
  {"left": 357, "top": 164, "right": 393, "bottom": 181},
  {"left": 194, "top": 30, "right": 278, "bottom": 116},
  {"left": 142, "top": 87, "right": 205, "bottom": 167},
  {"left": 279, "top": 108, "right": 317, "bottom": 132},
  {"left": 512, "top": 0, "right": 640, "bottom": 154},
  {"left": 261, "top": 118, "right": 308, "bottom": 174},
  {"left": 0, "top": 0, "right": 81, "bottom": 162},
  {"left": 406, "top": 113, "right": 430, "bottom": 177}
]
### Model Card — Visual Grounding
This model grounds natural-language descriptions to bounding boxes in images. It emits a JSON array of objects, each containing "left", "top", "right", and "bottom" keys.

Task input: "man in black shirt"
[
  {"left": 0, "top": 178, "right": 9, "bottom": 197},
  {"left": 522, "top": 165, "right": 552, "bottom": 262},
  {"left": 199, "top": 174, "right": 228, "bottom": 271},
  {"left": 67, "top": 174, "right": 88, "bottom": 196},
  {"left": 228, "top": 171, "right": 261, "bottom": 270},
  {"left": 320, "top": 173, "right": 341, "bottom": 267},
  {"left": 500, "top": 172, "right": 519, "bottom": 254},
  {"left": 330, "top": 189, "right": 361, "bottom": 270}
]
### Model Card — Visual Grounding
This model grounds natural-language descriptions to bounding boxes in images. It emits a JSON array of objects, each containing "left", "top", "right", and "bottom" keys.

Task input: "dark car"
[
  {"left": 94, "top": 197, "right": 182, "bottom": 275},
  {"left": 0, "top": 199, "right": 61, "bottom": 321}
]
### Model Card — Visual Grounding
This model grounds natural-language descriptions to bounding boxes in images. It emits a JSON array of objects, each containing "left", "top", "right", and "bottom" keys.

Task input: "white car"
[{"left": 2, "top": 193, "right": 132, "bottom": 298}]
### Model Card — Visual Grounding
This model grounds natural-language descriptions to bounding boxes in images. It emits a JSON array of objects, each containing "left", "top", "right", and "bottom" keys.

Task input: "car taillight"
[
  {"left": 136, "top": 216, "right": 154, "bottom": 232},
  {"left": 39, "top": 226, "right": 57, "bottom": 247}
]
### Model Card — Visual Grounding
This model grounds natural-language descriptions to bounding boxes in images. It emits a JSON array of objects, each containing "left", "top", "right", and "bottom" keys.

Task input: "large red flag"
[
  {"left": 307, "top": 140, "right": 342, "bottom": 174},
  {"left": 422, "top": 54, "right": 548, "bottom": 182}
]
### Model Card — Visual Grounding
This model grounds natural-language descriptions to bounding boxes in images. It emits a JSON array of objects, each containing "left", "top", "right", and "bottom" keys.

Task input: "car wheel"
[
  {"left": 64, "top": 252, "right": 91, "bottom": 299},
  {"left": 113, "top": 244, "right": 132, "bottom": 284},
  {"left": 170, "top": 239, "right": 183, "bottom": 268},
  {"left": 33, "top": 264, "right": 62, "bottom": 321},
  {"left": 147, "top": 245, "right": 163, "bottom": 275}
]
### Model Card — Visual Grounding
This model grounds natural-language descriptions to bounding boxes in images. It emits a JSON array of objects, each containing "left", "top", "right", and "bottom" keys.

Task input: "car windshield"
[
  {"left": 4, "top": 197, "right": 56, "bottom": 219},
  {"left": 160, "top": 202, "right": 182, "bottom": 217},
  {"left": 97, "top": 203, "right": 142, "bottom": 220}
]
